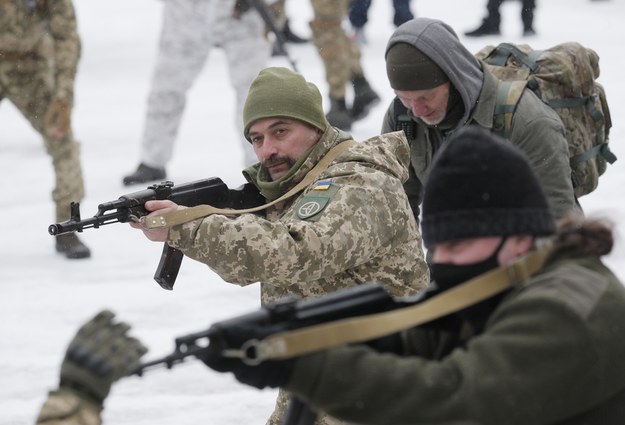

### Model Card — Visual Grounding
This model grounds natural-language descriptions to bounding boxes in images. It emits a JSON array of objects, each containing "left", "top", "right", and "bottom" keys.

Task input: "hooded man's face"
[{"left": 395, "top": 82, "right": 450, "bottom": 125}]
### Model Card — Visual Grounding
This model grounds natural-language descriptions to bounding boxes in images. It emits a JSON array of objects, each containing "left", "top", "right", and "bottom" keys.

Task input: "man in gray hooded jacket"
[{"left": 381, "top": 18, "right": 581, "bottom": 223}]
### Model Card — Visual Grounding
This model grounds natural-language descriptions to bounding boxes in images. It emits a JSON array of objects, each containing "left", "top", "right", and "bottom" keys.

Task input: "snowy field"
[{"left": 1, "top": 0, "right": 624, "bottom": 423}]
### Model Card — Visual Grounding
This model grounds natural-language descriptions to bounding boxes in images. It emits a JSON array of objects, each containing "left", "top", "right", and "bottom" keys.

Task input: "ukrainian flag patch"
[
  {"left": 295, "top": 181, "right": 339, "bottom": 221},
  {"left": 312, "top": 180, "right": 332, "bottom": 190}
]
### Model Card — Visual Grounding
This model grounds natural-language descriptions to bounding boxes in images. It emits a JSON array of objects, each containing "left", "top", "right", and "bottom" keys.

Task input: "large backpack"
[{"left": 475, "top": 42, "right": 617, "bottom": 198}]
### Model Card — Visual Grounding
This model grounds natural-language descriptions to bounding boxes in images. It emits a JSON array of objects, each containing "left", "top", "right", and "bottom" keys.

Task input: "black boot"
[
  {"left": 326, "top": 97, "right": 353, "bottom": 131},
  {"left": 283, "top": 20, "right": 308, "bottom": 44},
  {"left": 123, "top": 163, "right": 166, "bottom": 186},
  {"left": 351, "top": 75, "right": 380, "bottom": 121},
  {"left": 56, "top": 233, "right": 91, "bottom": 259},
  {"left": 464, "top": 18, "right": 500, "bottom": 37}
]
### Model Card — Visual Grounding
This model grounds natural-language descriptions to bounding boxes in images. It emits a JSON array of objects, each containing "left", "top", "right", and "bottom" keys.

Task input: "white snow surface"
[{"left": 1, "top": 0, "right": 624, "bottom": 423}]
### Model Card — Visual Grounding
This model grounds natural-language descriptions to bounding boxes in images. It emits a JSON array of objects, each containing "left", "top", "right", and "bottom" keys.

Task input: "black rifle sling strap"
[
  {"left": 223, "top": 243, "right": 553, "bottom": 364},
  {"left": 142, "top": 140, "right": 356, "bottom": 229}
]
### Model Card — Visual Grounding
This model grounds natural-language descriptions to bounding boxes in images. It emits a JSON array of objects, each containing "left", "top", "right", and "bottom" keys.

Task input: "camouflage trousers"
[
  {"left": 140, "top": 0, "right": 270, "bottom": 168},
  {"left": 266, "top": 388, "right": 348, "bottom": 425},
  {"left": 0, "top": 54, "right": 85, "bottom": 222},
  {"left": 309, "top": 0, "right": 363, "bottom": 99}
]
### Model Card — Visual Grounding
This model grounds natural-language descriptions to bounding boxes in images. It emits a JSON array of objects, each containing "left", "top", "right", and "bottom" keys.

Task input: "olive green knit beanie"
[
  {"left": 386, "top": 43, "right": 449, "bottom": 90},
  {"left": 243, "top": 67, "right": 329, "bottom": 140}
]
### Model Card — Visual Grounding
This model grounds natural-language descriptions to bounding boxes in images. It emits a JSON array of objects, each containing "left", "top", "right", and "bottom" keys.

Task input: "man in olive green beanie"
[
  {"left": 243, "top": 67, "right": 328, "bottom": 140},
  {"left": 132, "top": 65, "right": 429, "bottom": 425}
]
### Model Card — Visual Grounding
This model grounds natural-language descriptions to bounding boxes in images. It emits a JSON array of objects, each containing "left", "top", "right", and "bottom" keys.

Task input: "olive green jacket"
[
  {"left": 381, "top": 19, "right": 580, "bottom": 223},
  {"left": 286, "top": 254, "right": 625, "bottom": 425}
]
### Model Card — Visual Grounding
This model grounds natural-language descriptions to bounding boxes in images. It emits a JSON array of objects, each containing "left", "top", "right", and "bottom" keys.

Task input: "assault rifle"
[
  {"left": 130, "top": 283, "right": 421, "bottom": 425},
  {"left": 131, "top": 283, "right": 405, "bottom": 374},
  {"left": 48, "top": 178, "right": 265, "bottom": 290}
]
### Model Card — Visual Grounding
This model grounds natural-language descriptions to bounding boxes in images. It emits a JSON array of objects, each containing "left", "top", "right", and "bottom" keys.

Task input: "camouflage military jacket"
[
  {"left": 167, "top": 127, "right": 430, "bottom": 304},
  {"left": 0, "top": 0, "right": 81, "bottom": 100}
]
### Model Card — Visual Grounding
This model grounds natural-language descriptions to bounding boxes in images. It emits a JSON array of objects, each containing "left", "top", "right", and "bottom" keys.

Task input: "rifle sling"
[
  {"left": 237, "top": 244, "right": 552, "bottom": 363},
  {"left": 142, "top": 141, "right": 356, "bottom": 229}
]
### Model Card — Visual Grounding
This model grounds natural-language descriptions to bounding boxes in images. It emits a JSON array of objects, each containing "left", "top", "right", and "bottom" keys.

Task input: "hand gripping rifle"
[
  {"left": 126, "top": 243, "right": 555, "bottom": 424},
  {"left": 48, "top": 178, "right": 265, "bottom": 290},
  {"left": 129, "top": 282, "right": 407, "bottom": 425}
]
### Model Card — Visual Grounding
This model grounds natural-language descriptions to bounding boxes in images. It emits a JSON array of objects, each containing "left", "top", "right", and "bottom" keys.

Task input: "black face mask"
[{"left": 430, "top": 237, "right": 506, "bottom": 291}]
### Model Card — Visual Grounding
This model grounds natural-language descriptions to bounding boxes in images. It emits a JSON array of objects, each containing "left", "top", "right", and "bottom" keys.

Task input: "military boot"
[
  {"left": 122, "top": 163, "right": 166, "bottom": 186},
  {"left": 351, "top": 75, "right": 380, "bottom": 121},
  {"left": 56, "top": 233, "right": 91, "bottom": 259},
  {"left": 326, "top": 97, "right": 353, "bottom": 131},
  {"left": 464, "top": 18, "right": 500, "bottom": 37}
]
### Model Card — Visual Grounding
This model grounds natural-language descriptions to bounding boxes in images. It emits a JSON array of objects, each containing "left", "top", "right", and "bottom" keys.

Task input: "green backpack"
[{"left": 476, "top": 42, "right": 617, "bottom": 198}]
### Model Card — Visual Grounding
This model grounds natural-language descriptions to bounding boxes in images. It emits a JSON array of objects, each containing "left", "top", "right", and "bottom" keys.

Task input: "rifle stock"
[{"left": 49, "top": 178, "right": 265, "bottom": 289}]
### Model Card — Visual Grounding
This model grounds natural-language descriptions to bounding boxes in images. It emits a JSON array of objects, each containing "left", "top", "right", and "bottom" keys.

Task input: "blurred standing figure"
[
  {"left": 465, "top": 0, "right": 536, "bottom": 37},
  {"left": 0, "top": 0, "right": 90, "bottom": 259},
  {"left": 308, "top": 0, "right": 381, "bottom": 131},
  {"left": 348, "top": 0, "right": 414, "bottom": 44},
  {"left": 268, "top": 0, "right": 310, "bottom": 48},
  {"left": 123, "top": 0, "right": 271, "bottom": 186}
]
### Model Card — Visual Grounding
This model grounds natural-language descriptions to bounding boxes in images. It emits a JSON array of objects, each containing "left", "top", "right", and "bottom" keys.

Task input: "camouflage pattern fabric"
[
  {"left": 139, "top": 0, "right": 270, "bottom": 168},
  {"left": 476, "top": 42, "right": 615, "bottom": 198},
  {"left": 35, "top": 389, "right": 101, "bottom": 425},
  {"left": 309, "top": 0, "right": 363, "bottom": 99},
  {"left": 0, "top": 0, "right": 85, "bottom": 221},
  {"left": 168, "top": 128, "right": 430, "bottom": 425}
]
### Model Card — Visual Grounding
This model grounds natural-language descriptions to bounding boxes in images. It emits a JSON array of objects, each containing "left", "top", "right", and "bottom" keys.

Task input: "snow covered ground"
[{"left": 1, "top": 0, "right": 624, "bottom": 423}]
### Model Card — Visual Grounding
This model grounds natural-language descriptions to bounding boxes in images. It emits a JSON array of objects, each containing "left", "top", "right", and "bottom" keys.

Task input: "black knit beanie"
[
  {"left": 421, "top": 126, "right": 556, "bottom": 248},
  {"left": 386, "top": 42, "right": 449, "bottom": 90}
]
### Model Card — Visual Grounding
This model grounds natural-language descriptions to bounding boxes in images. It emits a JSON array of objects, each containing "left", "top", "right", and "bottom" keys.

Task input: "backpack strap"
[
  {"left": 488, "top": 42, "right": 542, "bottom": 73},
  {"left": 393, "top": 97, "right": 416, "bottom": 142},
  {"left": 492, "top": 80, "right": 527, "bottom": 139}
]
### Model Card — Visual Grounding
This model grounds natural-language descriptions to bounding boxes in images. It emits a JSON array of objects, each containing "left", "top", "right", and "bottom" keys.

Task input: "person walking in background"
[
  {"left": 131, "top": 67, "right": 429, "bottom": 425},
  {"left": 308, "top": 0, "right": 380, "bottom": 131},
  {"left": 348, "top": 0, "right": 415, "bottom": 44},
  {"left": 465, "top": 0, "right": 536, "bottom": 37},
  {"left": 122, "top": 0, "right": 270, "bottom": 186},
  {"left": 0, "top": 0, "right": 91, "bottom": 259}
]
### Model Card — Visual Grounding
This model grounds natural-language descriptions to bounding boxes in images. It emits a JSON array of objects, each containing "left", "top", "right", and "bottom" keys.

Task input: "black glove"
[
  {"left": 200, "top": 323, "right": 294, "bottom": 389},
  {"left": 60, "top": 310, "right": 148, "bottom": 404}
]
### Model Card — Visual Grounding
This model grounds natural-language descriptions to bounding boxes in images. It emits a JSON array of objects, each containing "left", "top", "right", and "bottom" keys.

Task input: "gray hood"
[{"left": 385, "top": 18, "right": 484, "bottom": 131}]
